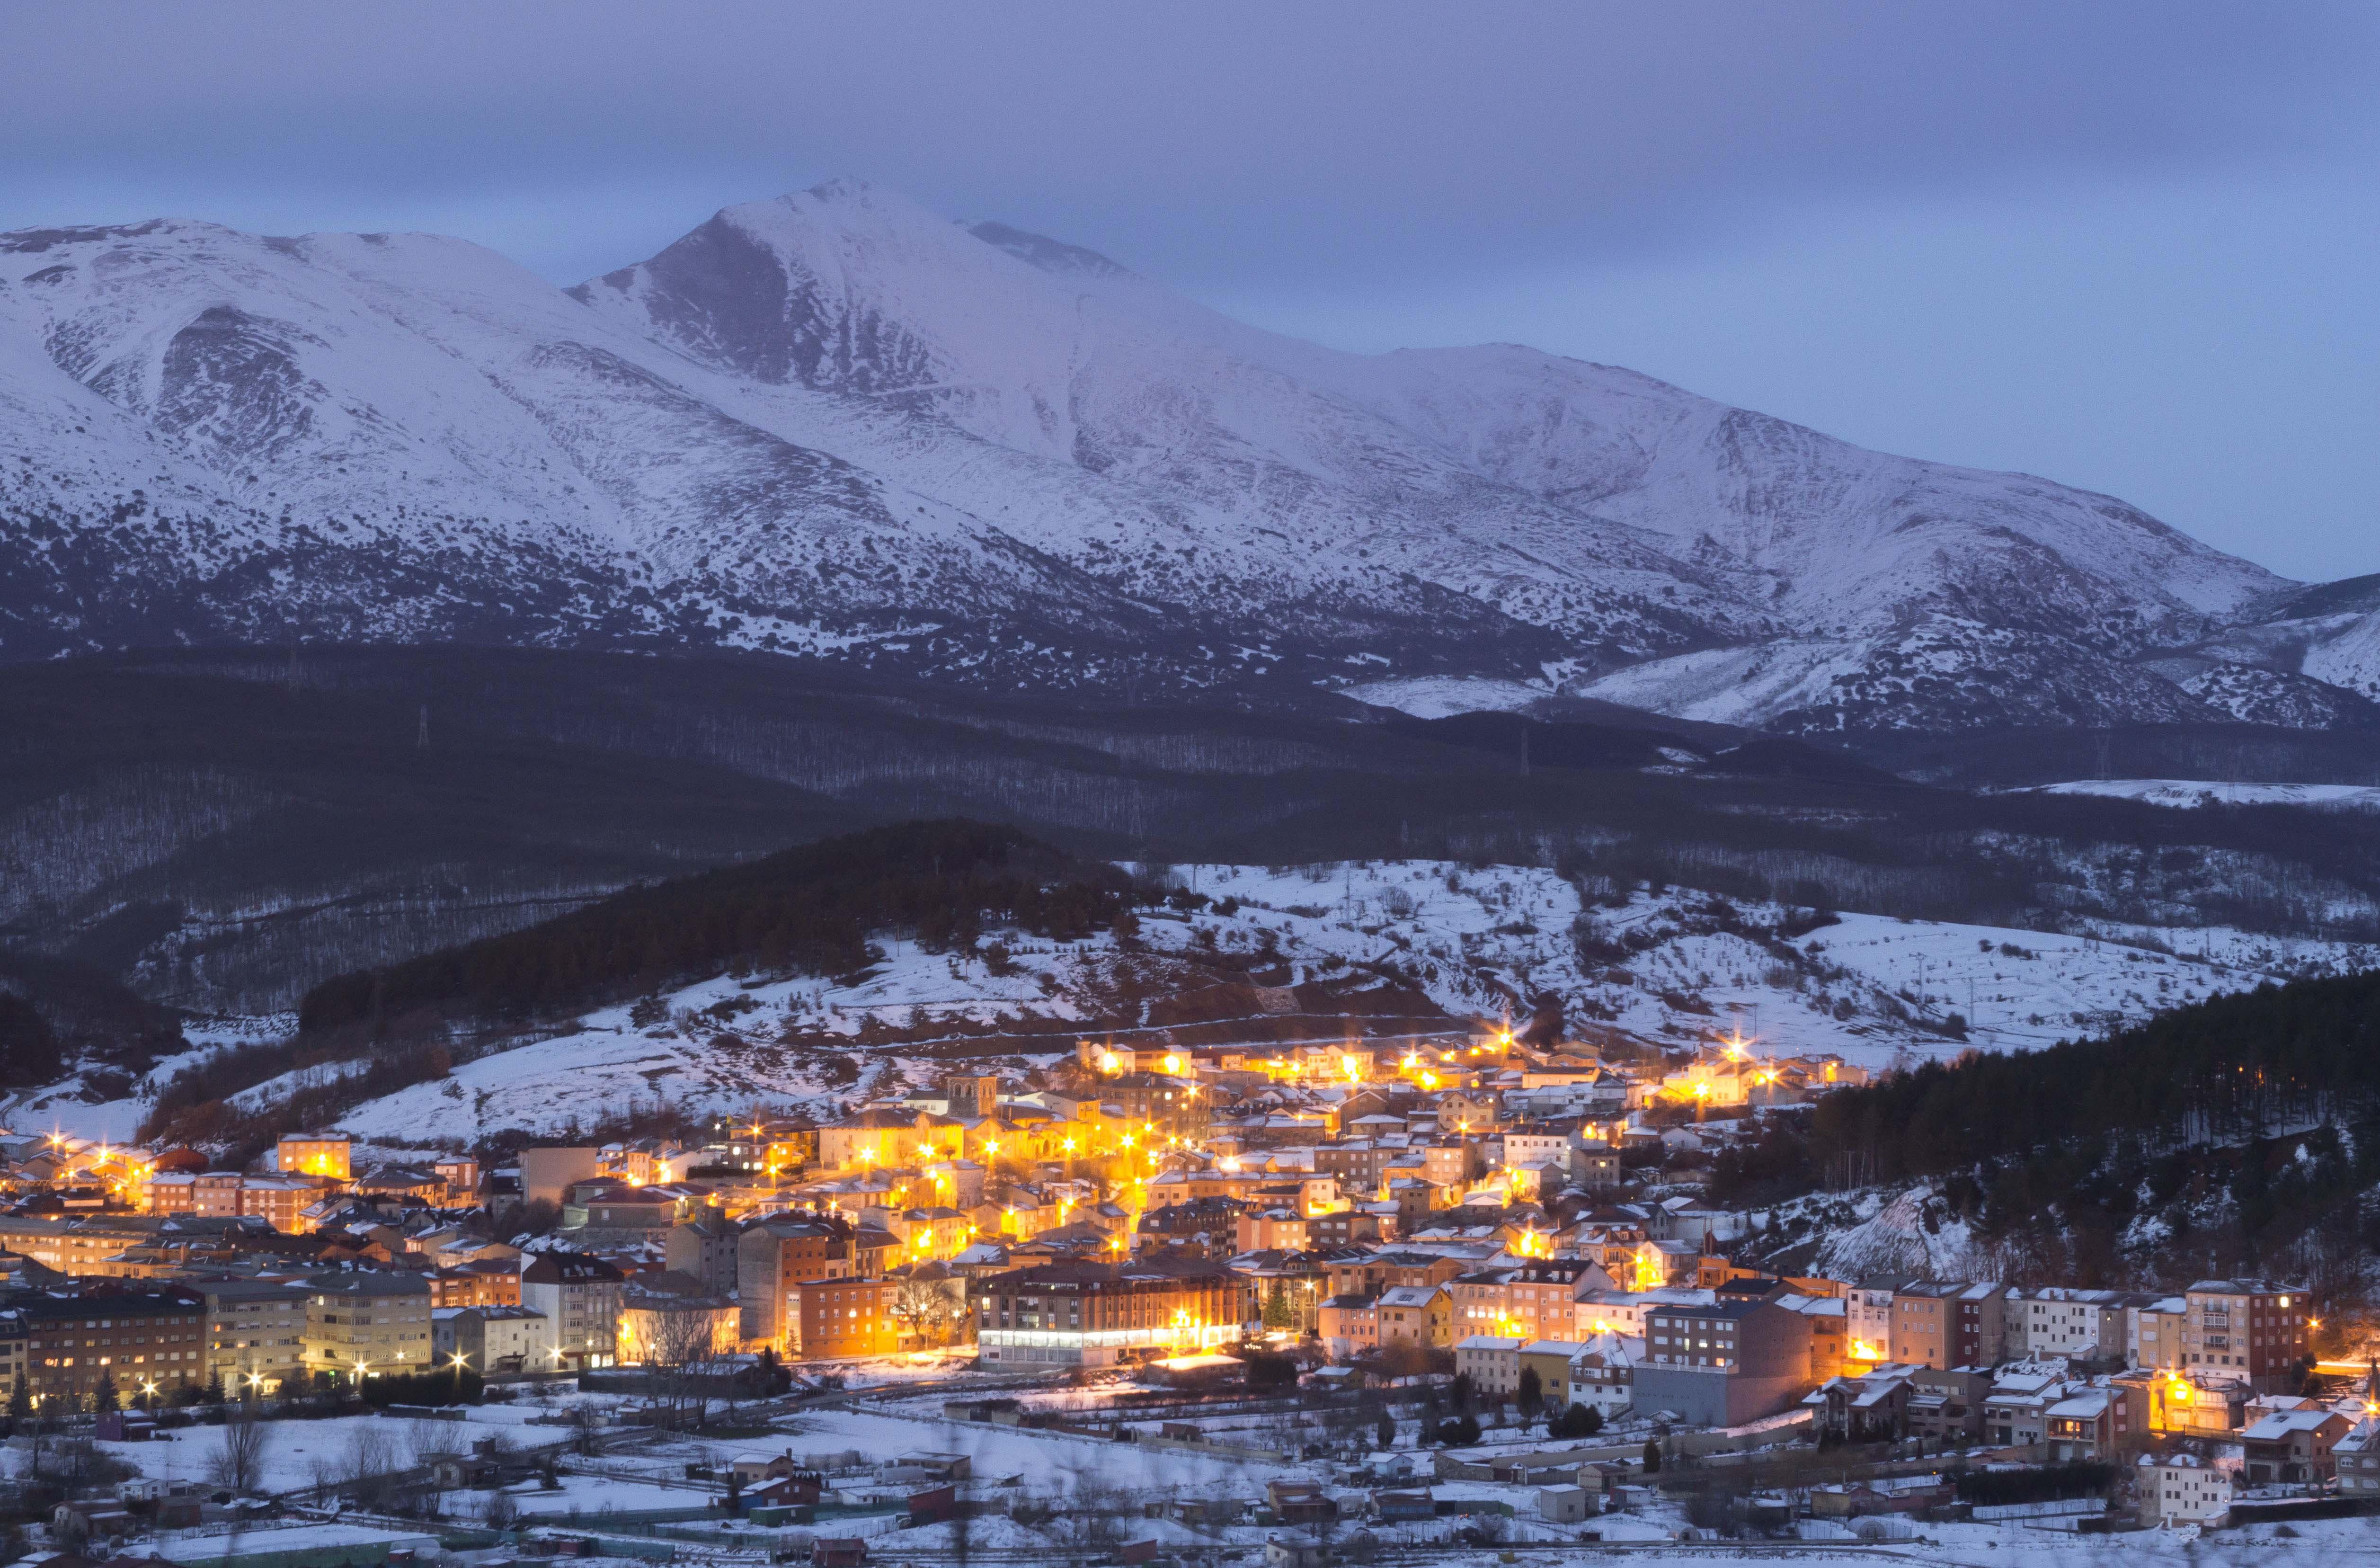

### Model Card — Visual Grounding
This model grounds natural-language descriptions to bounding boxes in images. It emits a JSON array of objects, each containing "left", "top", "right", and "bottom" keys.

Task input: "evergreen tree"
[
  {"left": 94, "top": 1371, "right": 120, "bottom": 1413},
  {"left": 7, "top": 1376, "right": 26, "bottom": 1421},
  {"left": 204, "top": 1370, "right": 227, "bottom": 1407},
  {"left": 1263, "top": 1280, "right": 1295, "bottom": 1330},
  {"left": 1642, "top": 1438, "right": 1661, "bottom": 1474},
  {"left": 1375, "top": 1408, "right": 1395, "bottom": 1450},
  {"left": 1516, "top": 1365, "right": 1543, "bottom": 1426}
]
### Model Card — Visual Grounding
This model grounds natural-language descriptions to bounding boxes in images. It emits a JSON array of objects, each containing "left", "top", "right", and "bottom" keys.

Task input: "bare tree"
[
  {"left": 641, "top": 1306, "right": 725, "bottom": 1430},
  {"left": 340, "top": 1423, "right": 404, "bottom": 1511},
  {"left": 483, "top": 1490, "right": 520, "bottom": 1531},
  {"left": 567, "top": 1400, "right": 603, "bottom": 1455},
  {"left": 209, "top": 1403, "right": 272, "bottom": 1494},
  {"left": 892, "top": 1273, "right": 968, "bottom": 1349}
]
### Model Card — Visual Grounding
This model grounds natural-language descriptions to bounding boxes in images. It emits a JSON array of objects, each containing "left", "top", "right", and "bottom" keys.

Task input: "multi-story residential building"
[
  {"left": 2138, "top": 1452, "right": 2233, "bottom": 1526},
  {"left": 974, "top": 1259, "right": 1252, "bottom": 1368},
  {"left": 1455, "top": 1334, "right": 1522, "bottom": 1395},
  {"left": 1319, "top": 1292, "right": 1380, "bottom": 1358},
  {"left": 1569, "top": 1143, "right": 1622, "bottom": 1191},
  {"left": 667, "top": 1219, "right": 738, "bottom": 1294},
  {"left": 2134, "top": 1296, "right": 2188, "bottom": 1369},
  {"left": 737, "top": 1216, "right": 855, "bottom": 1348},
  {"left": 238, "top": 1175, "right": 325, "bottom": 1234},
  {"left": 1314, "top": 1140, "right": 1394, "bottom": 1191},
  {"left": 305, "top": 1272, "right": 435, "bottom": 1381},
  {"left": 1948, "top": 1282, "right": 2011, "bottom": 1367},
  {"left": 1499, "top": 1127, "right": 1572, "bottom": 1174},
  {"left": 427, "top": 1261, "right": 522, "bottom": 1309},
  {"left": 1845, "top": 1278, "right": 1903, "bottom": 1365},
  {"left": 790, "top": 1277, "right": 905, "bottom": 1359},
  {"left": 518, "top": 1252, "right": 624, "bottom": 1372},
  {"left": 433, "top": 1304, "right": 549, "bottom": 1376},
  {"left": 1378, "top": 1284, "right": 1451, "bottom": 1349},
  {"left": 192, "top": 1172, "right": 245, "bottom": 1220},
  {"left": 275, "top": 1133, "right": 351, "bottom": 1181},
  {"left": 2182, "top": 1279, "right": 2308, "bottom": 1392},
  {"left": 195, "top": 1277, "right": 310, "bottom": 1393},
  {"left": 146, "top": 1172, "right": 197, "bottom": 1216},
  {"left": 1634, "top": 1300, "right": 1813, "bottom": 1427},
  {"left": 20, "top": 1284, "right": 207, "bottom": 1407},
  {"left": 434, "top": 1155, "right": 481, "bottom": 1200},
  {"left": 1888, "top": 1282, "right": 2008, "bottom": 1370},
  {"left": 1435, "top": 1091, "right": 1499, "bottom": 1138}
]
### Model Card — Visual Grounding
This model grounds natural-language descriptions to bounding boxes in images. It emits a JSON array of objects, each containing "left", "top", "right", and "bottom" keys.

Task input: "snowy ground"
[
  {"left": 2022, "top": 778, "right": 2380, "bottom": 811},
  {"left": 1338, "top": 675, "right": 1554, "bottom": 719},
  {"left": 87, "top": 1401, "right": 581, "bottom": 1497},
  {"left": 21, "top": 858, "right": 2378, "bottom": 1144}
]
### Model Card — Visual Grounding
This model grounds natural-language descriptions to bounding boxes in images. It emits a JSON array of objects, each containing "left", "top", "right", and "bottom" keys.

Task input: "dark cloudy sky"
[{"left": 6, "top": 2, "right": 2375, "bottom": 580}]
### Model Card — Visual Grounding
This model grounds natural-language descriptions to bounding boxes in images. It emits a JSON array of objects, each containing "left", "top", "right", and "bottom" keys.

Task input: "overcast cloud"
[{"left": 4, "top": 2, "right": 2374, "bottom": 579}]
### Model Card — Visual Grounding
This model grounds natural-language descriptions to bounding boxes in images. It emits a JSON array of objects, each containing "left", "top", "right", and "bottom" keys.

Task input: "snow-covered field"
[
  {"left": 93, "top": 1400, "right": 578, "bottom": 1497},
  {"left": 21, "top": 857, "right": 2377, "bottom": 1145},
  {"left": 2024, "top": 778, "right": 2380, "bottom": 811}
]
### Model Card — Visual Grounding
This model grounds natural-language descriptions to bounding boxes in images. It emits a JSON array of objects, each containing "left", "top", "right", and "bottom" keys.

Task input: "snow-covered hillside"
[
  {"left": 27, "top": 859, "right": 2372, "bottom": 1147},
  {"left": 2021, "top": 779, "right": 2380, "bottom": 811},
  {"left": 2, "top": 183, "right": 2357, "bottom": 731}
]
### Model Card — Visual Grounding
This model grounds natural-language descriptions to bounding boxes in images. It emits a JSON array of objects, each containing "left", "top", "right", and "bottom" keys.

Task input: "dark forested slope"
[{"left": 295, "top": 819, "right": 1127, "bottom": 1040}]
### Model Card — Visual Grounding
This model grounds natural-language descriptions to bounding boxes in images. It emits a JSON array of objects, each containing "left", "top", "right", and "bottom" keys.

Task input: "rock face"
[{"left": 0, "top": 183, "right": 2354, "bottom": 730}]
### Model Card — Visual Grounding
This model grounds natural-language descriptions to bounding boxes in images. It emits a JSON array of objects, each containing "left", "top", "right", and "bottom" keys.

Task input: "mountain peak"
[{"left": 0, "top": 178, "right": 2346, "bottom": 732}]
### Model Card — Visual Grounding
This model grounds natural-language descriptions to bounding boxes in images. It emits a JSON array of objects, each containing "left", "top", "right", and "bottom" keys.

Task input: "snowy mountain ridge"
[{"left": 3, "top": 182, "right": 2371, "bottom": 731}]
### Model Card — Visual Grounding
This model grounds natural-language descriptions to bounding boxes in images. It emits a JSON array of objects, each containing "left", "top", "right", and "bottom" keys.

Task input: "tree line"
[
  {"left": 1807, "top": 967, "right": 2380, "bottom": 1183},
  {"left": 296, "top": 819, "right": 1130, "bottom": 1039}
]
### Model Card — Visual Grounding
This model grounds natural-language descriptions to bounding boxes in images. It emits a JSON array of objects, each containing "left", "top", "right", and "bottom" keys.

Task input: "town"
[{"left": 0, "top": 1019, "right": 2357, "bottom": 1563}]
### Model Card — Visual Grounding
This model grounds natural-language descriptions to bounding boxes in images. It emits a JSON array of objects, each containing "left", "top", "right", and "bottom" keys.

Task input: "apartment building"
[
  {"left": 427, "top": 1260, "right": 522, "bottom": 1309},
  {"left": 2134, "top": 1296, "right": 2188, "bottom": 1369},
  {"left": 1888, "top": 1282, "right": 2008, "bottom": 1370},
  {"left": 737, "top": 1215, "right": 854, "bottom": 1348},
  {"left": 275, "top": 1133, "right": 352, "bottom": 1181},
  {"left": 1635, "top": 1299, "right": 1813, "bottom": 1427},
  {"left": 974, "top": 1259, "right": 1252, "bottom": 1367},
  {"left": 305, "top": 1272, "right": 435, "bottom": 1381},
  {"left": 793, "top": 1277, "right": 905, "bottom": 1360},
  {"left": 1455, "top": 1334, "right": 1523, "bottom": 1395},
  {"left": 21, "top": 1285, "right": 208, "bottom": 1407},
  {"left": 2138, "top": 1452, "right": 2232, "bottom": 1527},
  {"left": 2183, "top": 1279, "right": 2309, "bottom": 1392},
  {"left": 195, "top": 1277, "right": 310, "bottom": 1393},
  {"left": 518, "top": 1252, "right": 624, "bottom": 1372},
  {"left": 433, "top": 1304, "right": 549, "bottom": 1376}
]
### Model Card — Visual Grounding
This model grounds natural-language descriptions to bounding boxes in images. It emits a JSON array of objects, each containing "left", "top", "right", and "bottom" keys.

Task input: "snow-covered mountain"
[{"left": 0, "top": 181, "right": 2360, "bottom": 731}]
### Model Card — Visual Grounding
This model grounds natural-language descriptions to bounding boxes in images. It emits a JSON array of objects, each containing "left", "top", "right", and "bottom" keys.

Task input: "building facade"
[{"left": 974, "top": 1260, "right": 1252, "bottom": 1368}]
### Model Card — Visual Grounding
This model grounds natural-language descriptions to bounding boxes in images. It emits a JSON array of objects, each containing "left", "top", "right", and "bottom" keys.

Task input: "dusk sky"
[{"left": 7, "top": 1, "right": 2374, "bottom": 581}]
